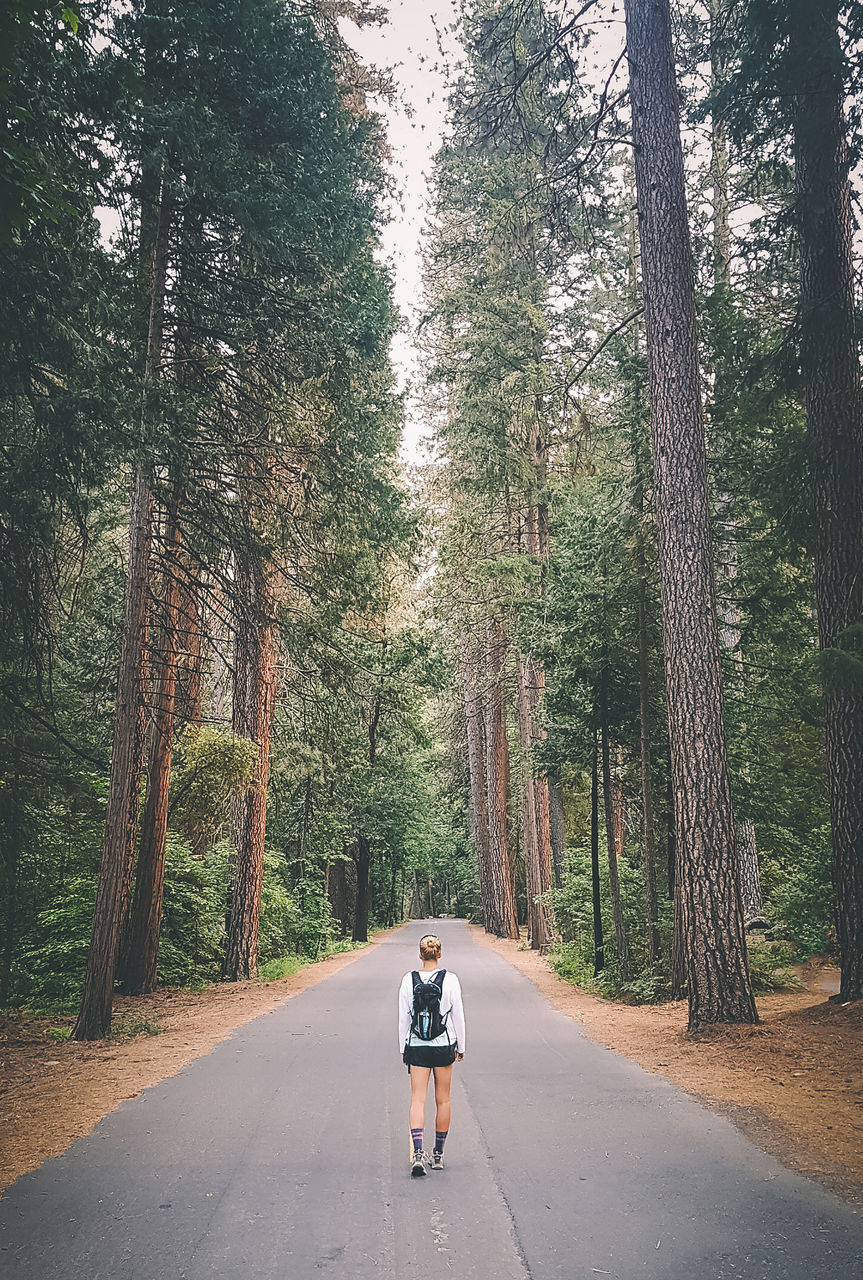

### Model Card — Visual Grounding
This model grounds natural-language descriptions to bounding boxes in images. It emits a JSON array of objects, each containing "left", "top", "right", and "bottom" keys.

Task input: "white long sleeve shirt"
[{"left": 398, "top": 969, "right": 466, "bottom": 1055}]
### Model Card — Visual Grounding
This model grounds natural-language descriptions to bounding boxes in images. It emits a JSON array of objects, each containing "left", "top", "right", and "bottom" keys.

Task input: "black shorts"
[{"left": 403, "top": 1042, "right": 457, "bottom": 1070}]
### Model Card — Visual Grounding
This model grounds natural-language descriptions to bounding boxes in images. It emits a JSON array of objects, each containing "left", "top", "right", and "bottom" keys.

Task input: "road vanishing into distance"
[{"left": 2, "top": 919, "right": 861, "bottom": 1278}]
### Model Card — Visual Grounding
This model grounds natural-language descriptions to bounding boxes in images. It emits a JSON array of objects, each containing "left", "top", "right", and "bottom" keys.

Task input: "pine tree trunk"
[
  {"left": 73, "top": 167, "right": 171, "bottom": 1041},
  {"left": 591, "top": 724, "right": 604, "bottom": 975},
  {"left": 515, "top": 653, "right": 553, "bottom": 948},
  {"left": 223, "top": 552, "right": 278, "bottom": 980},
  {"left": 624, "top": 0, "right": 756, "bottom": 1029},
  {"left": 120, "top": 501, "right": 184, "bottom": 995},
  {"left": 600, "top": 675, "right": 629, "bottom": 970},
  {"left": 460, "top": 628, "right": 494, "bottom": 929},
  {"left": 483, "top": 617, "right": 519, "bottom": 939},
  {"left": 353, "top": 834, "right": 371, "bottom": 942},
  {"left": 513, "top": 486, "right": 554, "bottom": 948},
  {"left": 791, "top": 0, "right": 863, "bottom": 1002},
  {"left": 548, "top": 778, "right": 566, "bottom": 889},
  {"left": 353, "top": 690, "right": 381, "bottom": 943}
]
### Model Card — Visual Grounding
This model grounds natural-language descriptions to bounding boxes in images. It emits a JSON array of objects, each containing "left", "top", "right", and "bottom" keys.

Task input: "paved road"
[{"left": 2, "top": 919, "right": 861, "bottom": 1278}]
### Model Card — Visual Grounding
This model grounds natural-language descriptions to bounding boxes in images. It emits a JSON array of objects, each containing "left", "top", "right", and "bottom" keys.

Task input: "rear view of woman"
[{"left": 398, "top": 933, "right": 466, "bottom": 1177}]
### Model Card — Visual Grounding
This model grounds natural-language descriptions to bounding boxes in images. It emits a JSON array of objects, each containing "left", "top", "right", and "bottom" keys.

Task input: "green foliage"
[
  {"left": 170, "top": 728, "right": 258, "bottom": 849},
  {"left": 156, "top": 841, "right": 231, "bottom": 987},
  {"left": 45, "top": 1024, "right": 72, "bottom": 1042},
  {"left": 257, "top": 955, "right": 307, "bottom": 982},
  {"left": 548, "top": 941, "right": 598, "bottom": 990},
  {"left": 14, "top": 876, "right": 96, "bottom": 1005},
  {"left": 765, "top": 826, "right": 835, "bottom": 958},
  {"left": 745, "top": 942, "right": 804, "bottom": 994},
  {"left": 108, "top": 1012, "right": 163, "bottom": 1042}
]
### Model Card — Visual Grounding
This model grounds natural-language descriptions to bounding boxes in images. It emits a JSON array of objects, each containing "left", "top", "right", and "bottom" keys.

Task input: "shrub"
[{"left": 746, "top": 941, "right": 804, "bottom": 993}]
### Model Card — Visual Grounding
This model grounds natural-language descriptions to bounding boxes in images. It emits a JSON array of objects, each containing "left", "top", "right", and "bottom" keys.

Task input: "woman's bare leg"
[
  {"left": 432, "top": 1063, "right": 454, "bottom": 1135},
  {"left": 409, "top": 1066, "right": 432, "bottom": 1133}
]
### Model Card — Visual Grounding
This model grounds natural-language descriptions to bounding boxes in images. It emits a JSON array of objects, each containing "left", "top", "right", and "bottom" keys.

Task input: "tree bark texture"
[
  {"left": 482, "top": 617, "right": 519, "bottom": 939},
  {"left": 120, "top": 503, "right": 184, "bottom": 995},
  {"left": 73, "top": 167, "right": 171, "bottom": 1040},
  {"left": 624, "top": 0, "right": 756, "bottom": 1028},
  {"left": 791, "top": 0, "right": 863, "bottom": 1002}
]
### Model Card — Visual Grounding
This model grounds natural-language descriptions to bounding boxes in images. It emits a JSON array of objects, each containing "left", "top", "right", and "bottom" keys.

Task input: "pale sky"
[
  {"left": 345, "top": 2, "right": 628, "bottom": 462},
  {"left": 346, "top": 1, "right": 463, "bottom": 460}
]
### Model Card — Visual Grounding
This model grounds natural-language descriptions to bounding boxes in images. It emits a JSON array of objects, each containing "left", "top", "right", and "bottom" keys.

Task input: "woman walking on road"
[{"left": 398, "top": 933, "right": 466, "bottom": 1177}]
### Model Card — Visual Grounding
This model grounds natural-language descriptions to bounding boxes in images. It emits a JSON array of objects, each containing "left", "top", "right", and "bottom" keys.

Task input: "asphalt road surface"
[{"left": 2, "top": 919, "right": 861, "bottom": 1278}]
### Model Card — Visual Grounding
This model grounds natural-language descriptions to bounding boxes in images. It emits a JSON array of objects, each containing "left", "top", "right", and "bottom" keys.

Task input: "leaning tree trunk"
[
  {"left": 73, "top": 167, "right": 171, "bottom": 1041},
  {"left": 791, "top": 0, "right": 863, "bottom": 1003},
  {"left": 483, "top": 617, "right": 519, "bottom": 939},
  {"left": 624, "top": 0, "right": 756, "bottom": 1029},
  {"left": 120, "top": 501, "right": 184, "bottom": 995}
]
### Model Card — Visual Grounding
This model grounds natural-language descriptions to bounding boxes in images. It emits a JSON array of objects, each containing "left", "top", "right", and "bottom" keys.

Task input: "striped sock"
[
  {"left": 411, "top": 1128, "right": 424, "bottom": 1154},
  {"left": 434, "top": 1131, "right": 447, "bottom": 1154}
]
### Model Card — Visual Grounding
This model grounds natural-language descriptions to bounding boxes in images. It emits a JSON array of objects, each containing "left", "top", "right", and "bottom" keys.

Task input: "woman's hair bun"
[{"left": 419, "top": 933, "right": 442, "bottom": 960}]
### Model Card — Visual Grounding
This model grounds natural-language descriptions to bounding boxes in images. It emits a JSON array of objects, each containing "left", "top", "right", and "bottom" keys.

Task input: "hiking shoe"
[
  {"left": 430, "top": 1149, "right": 445, "bottom": 1171},
  {"left": 410, "top": 1150, "right": 426, "bottom": 1178}
]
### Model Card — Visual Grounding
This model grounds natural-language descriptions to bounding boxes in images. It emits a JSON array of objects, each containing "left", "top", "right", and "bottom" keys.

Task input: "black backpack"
[{"left": 410, "top": 969, "right": 449, "bottom": 1041}]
